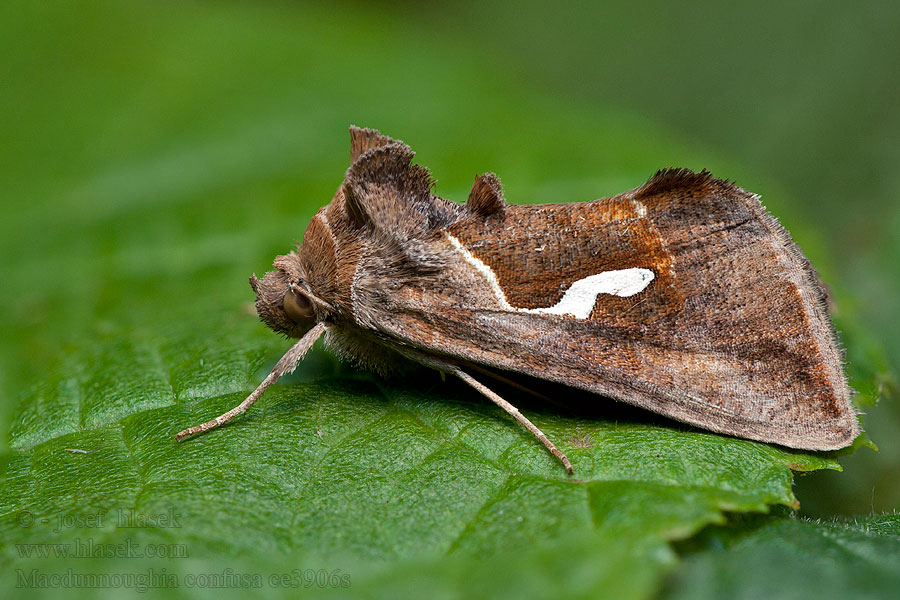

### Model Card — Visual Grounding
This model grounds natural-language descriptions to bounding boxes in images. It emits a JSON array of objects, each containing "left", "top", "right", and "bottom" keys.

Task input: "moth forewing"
[
  {"left": 366, "top": 172, "right": 859, "bottom": 452},
  {"left": 350, "top": 171, "right": 857, "bottom": 453}
]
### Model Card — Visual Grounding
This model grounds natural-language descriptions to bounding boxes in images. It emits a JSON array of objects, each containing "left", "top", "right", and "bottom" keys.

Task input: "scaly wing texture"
[{"left": 355, "top": 169, "right": 857, "bottom": 450}]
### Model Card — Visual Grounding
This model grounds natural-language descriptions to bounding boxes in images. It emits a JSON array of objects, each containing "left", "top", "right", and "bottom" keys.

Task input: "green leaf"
[
  {"left": 2, "top": 322, "right": 834, "bottom": 546},
  {"left": 0, "top": 345, "right": 839, "bottom": 598},
  {"left": 662, "top": 514, "right": 900, "bottom": 600}
]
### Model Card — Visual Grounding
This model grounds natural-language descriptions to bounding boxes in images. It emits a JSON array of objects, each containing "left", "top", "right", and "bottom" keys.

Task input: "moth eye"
[{"left": 283, "top": 289, "right": 315, "bottom": 323}]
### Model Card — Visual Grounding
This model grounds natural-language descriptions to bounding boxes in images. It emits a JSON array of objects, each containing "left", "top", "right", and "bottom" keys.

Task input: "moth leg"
[
  {"left": 465, "top": 363, "right": 551, "bottom": 402},
  {"left": 453, "top": 368, "right": 574, "bottom": 475},
  {"left": 175, "top": 322, "right": 326, "bottom": 442}
]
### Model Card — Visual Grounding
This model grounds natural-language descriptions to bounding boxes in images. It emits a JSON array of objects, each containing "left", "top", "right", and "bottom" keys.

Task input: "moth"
[{"left": 177, "top": 126, "right": 860, "bottom": 473}]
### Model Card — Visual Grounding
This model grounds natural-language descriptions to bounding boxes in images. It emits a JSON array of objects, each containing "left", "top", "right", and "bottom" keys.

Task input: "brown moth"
[{"left": 176, "top": 126, "right": 860, "bottom": 473}]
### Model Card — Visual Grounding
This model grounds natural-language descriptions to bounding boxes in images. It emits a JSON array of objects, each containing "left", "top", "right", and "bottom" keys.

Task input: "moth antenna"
[
  {"left": 175, "top": 323, "right": 326, "bottom": 442},
  {"left": 453, "top": 368, "right": 574, "bottom": 475}
]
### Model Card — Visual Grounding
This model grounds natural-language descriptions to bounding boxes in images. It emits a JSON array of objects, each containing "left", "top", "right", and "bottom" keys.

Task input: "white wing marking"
[{"left": 443, "top": 232, "right": 654, "bottom": 319}]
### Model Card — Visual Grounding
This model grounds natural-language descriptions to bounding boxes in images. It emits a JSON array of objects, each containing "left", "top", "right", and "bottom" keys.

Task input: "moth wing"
[{"left": 359, "top": 170, "right": 858, "bottom": 450}]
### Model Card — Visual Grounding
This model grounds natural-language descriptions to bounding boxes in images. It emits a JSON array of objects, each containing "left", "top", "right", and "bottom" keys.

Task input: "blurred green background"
[{"left": 1, "top": 0, "right": 898, "bottom": 594}]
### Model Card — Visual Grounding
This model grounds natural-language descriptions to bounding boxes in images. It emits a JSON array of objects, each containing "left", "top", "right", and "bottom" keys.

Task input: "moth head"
[{"left": 250, "top": 252, "right": 324, "bottom": 339}]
